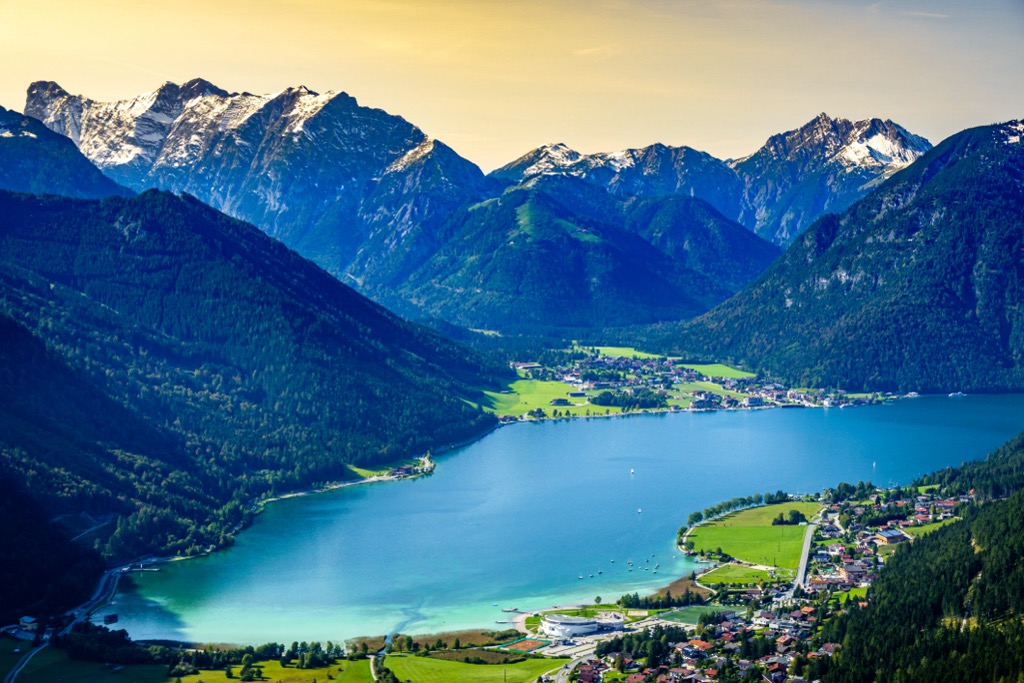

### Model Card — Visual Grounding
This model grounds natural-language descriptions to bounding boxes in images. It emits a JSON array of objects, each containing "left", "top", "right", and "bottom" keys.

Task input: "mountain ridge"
[{"left": 632, "top": 119, "right": 1024, "bottom": 392}]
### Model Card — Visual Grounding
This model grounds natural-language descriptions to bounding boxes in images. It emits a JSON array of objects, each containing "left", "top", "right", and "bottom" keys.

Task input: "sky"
[{"left": 0, "top": 0, "right": 1021, "bottom": 171}]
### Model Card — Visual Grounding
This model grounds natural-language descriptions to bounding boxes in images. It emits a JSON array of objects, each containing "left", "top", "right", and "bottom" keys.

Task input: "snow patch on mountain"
[{"left": 1002, "top": 120, "right": 1024, "bottom": 145}]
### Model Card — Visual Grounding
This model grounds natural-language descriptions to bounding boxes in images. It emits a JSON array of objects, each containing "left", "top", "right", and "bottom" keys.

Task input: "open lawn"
[
  {"left": 0, "top": 639, "right": 30, "bottom": 682},
  {"left": 675, "top": 381, "right": 748, "bottom": 400},
  {"left": 16, "top": 647, "right": 168, "bottom": 683},
  {"left": 17, "top": 648, "right": 372, "bottom": 683},
  {"left": 658, "top": 605, "right": 727, "bottom": 624},
  {"left": 482, "top": 380, "right": 621, "bottom": 418},
  {"left": 385, "top": 653, "right": 567, "bottom": 683},
  {"left": 699, "top": 564, "right": 790, "bottom": 585},
  {"left": 904, "top": 518, "right": 960, "bottom": 537},
  {"left": 681, "top": 363, "right": 756, "bottom": 379},
  {"left": 689, "top": 503, "right": 823, "bottom": 569},
  {"left": 830, "top": 586, "right": 869, "bottom": 606},
  {"left": 586, "top": 346, "right": 665, "bottom": 359}
]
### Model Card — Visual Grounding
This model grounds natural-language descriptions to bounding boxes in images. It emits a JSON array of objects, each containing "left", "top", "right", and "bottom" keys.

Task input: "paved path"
[
  {"left": 790, "top": 523, "right": 817, "bottom": 598},
  {"left": 553, "top": 650, "right": 596, "bottom": 683},
  {"left": 3, "top": 644, "right": 46, "bottom": 683}
]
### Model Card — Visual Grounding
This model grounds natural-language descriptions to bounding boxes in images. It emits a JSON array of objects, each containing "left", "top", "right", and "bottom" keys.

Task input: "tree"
[{"left": 595, "top": 596, "right": 602, "bottom": 605}]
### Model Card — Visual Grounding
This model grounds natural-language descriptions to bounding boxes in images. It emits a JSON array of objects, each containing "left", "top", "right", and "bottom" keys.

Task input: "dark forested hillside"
[
  {"left": 636, "top": 120, "right": 1024, "bottom": 392},
  {"left": 0, "top": 189, "right": 505, "bottom": 568},
  {"left": 391, "top": 176, "right": 736, "bottom": 332},
  {"left": 816, "top": 433, "right": 1024, "bottom": 683},
  {"left": 0, "top": 106, "right": 130, "bottom": 199}
]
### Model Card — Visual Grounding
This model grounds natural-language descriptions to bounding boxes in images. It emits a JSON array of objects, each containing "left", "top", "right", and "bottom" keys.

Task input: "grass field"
[
  {"left": 675, "top": 380, "right": 748, "bottom": 400},
  {"left": 830, "top": 586, "right": 869, "bottom": 605},
  {"left": 688, "top": 502, "right": 823, "bottom": 569},
  {"left": 586, "top": 346, "right": 665, "bottom": 359},
  {"left": 482, "top": 379, "right": 621, "bottom": 418},
  {"left": 385, "top": 654, "right": 567, "bottom": 683},
  {"left": 699, "top": 564, "right": 790, "bottom": 585},
  {"left": 15, "top": 647, "right": 372, "bottom": 683},
  {"left": 16, "top": 647, "right": 168, "bottom": 683},
  {"left": 681, "top": 363, "right": 756, "bottom": 379},
  {"left": 658, "top": 605, "right": 727, "bottom": 624},
  {"left": 904, "top": 518, "right": 960, "bottom": 537}
]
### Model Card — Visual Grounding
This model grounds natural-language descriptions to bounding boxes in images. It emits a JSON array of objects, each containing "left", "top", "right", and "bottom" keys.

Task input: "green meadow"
[
  {"left": 699, "top": 564, "right": 791, "bottom": 585},
  {"left": 688, "top": 502, "right": 823, "bottom": 569},
  {"left": 482, "top": 379, "right": 621, "bottom": 418},
  {"left": 385, "top": 653, "right": 567, "bottom": 683},
  {"left": 681, "top": 363, "right": 757, "bottom": 379},
  {"left": 14, "top": 647, "right": 373, "bottom": 683},
  {"left": 904, "top": 518, "right": 959, "bottom": 537}
]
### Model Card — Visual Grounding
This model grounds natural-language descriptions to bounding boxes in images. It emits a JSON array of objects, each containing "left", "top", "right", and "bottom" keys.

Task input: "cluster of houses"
[
  {"left": 561, "top": 608, "right": 842, "bottom": 683},
  {"left": 545, "top": 484, "right": 972, "bottom": 682},
  {"left": 511, "top": 353, "right": 884, "bottom": 419},
  {"left": 805, "top": 489, "right": 969, "bottom": 593}
]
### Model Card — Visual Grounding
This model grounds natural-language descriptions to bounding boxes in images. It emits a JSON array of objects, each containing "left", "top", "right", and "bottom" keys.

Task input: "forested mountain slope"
[
  {"left": 0, "top": 189, "right": 504, "bottom": 566},
  {"left": 0, "top": 105, "right": 130, "bottom": 199},
  {"left": 636, "top": 120, "right": 1024, "bottom": 392},
  {"left": 816, "top": 433, "right": 1024, "bottom": 682}
]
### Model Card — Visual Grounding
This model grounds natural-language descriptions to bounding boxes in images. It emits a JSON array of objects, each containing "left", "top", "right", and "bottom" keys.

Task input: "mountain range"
[
  {"left": 24, "top": 80, "right": 933, "bottom": 333},
  {"left": 634, "top": 119, "right": 1024, "bottom": 392}
]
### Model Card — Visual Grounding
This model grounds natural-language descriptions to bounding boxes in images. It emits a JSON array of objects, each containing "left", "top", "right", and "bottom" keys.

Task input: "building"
[
  {"left": 541, "top": 614, "right": 600, "bottom": 638},
  {"left": 18, "top": 616, "right": 38, "bottom": 632},
  {"left": 875, "top": 529, "right": 908, "bottom": 545},
  {"left": 540, "top": 612, "right": 624, "bottom": 639}
]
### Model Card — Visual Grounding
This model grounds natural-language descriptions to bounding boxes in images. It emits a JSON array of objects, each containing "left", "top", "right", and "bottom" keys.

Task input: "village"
[
  {"left": 499, "top": 348, "right": 887, "bottom": 423},
  {"left": 517, "top": 484, "right": 971, "bottom": 683}
]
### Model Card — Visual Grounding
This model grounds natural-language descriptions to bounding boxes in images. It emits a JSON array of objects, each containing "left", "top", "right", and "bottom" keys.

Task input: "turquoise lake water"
[{"left": 103, "top": 395, "right": 1024, "bottom": 644}]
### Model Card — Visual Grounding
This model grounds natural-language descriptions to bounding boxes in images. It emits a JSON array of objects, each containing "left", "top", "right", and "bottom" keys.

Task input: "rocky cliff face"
[
  {"left": 25, "top": 79, "right": 489, "bottom": 278},
  {"left": 491, "top": 114, "right": 932, "bottom": 246},
  {"left": 732, "top": 113, "right": 933, "bottom": 244}
]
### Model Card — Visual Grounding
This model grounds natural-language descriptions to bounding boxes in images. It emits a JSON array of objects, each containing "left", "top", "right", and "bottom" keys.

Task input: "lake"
[{"left": 103, "top": 394, "right": 1024, "bottom": 644}]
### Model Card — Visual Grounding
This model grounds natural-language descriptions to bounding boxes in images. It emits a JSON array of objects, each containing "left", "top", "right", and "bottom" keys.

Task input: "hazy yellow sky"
[{"left": 1, "top": 0, "right": 1021, "bottom": 170}]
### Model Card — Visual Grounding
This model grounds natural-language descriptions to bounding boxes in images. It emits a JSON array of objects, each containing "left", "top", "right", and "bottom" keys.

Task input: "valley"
[{"left": 0, "top": 10, "right": 1021, "bottom": 679}]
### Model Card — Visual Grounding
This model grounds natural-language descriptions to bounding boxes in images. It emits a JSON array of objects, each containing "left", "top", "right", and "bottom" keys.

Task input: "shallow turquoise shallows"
[{"left": 103, "top": 395, "right": 1024, "bottom": 644}]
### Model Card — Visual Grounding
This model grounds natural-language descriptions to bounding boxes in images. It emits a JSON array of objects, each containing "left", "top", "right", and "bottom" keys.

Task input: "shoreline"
[{"left": 81, "top": 394, "right": 978, "bottom": 648}]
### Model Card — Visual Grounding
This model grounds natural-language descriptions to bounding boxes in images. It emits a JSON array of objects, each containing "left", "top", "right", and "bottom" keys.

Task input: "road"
[
  {"left": 553, "top": 650, "right": 596, "bottom": 683},
  {"left": 3, "top": 556, "right": 173, "bottom": 683},
  {"left": 2, "top": 645, "right": 46, "bottom": 683},
  {"left": 786, "top": 522, "right": 817, "bottom": 601}
]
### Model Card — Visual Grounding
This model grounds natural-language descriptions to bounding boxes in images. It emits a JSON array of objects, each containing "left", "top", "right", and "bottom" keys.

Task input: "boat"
[
  {"left": 630, "top": 468, "right": 634, "bottom": 476},
  {"left": 949, "top": 391, "right": 967, "bottom": 398},
  {"left": 501, "top": 607, "right": 518, "bottom": 612},
  {"left": 578, "top": 574, "right": 583, "bottom": 580},
  {"left": 637, "top": 507, "right": 642, "bottom": 514},
  {"left": 598, "top": 570, "right": 603, "bottom": 574}
]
